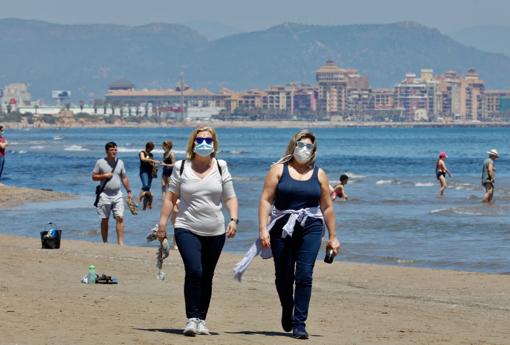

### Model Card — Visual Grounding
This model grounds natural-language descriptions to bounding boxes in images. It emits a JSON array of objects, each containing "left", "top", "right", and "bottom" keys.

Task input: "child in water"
[{"left": 330, "top": 174, "right": 349, "bottom": 200}]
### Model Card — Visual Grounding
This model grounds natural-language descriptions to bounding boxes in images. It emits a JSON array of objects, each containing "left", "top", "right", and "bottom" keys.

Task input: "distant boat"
[{"left": 53, "top": 135, "right": 64, "bottom": 141}]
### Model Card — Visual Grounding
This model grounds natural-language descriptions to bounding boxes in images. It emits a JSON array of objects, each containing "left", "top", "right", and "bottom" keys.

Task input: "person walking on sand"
[
  {"left": 436, "top": 152, "right": 452, "bottom": 197},
  {"left": 330, "top": 174, "right": 349, "bottom": 200},
  {"left": 258, "top": 129, "right": 340, "bottom": 339},
  {"left": 482, "top": 149, "right": 499, "bottom": 203},
  {"left": 92, "top": 142, "right": 133, "bottom": 245},
  {"left": 161, "top": 140, "right": 176, "bottom": 196},
  {"left": 0, "top": 125, "right": 9, "bottom": 184},
  {"left": 157, "top": 126, "right": 238, "bottom": 337},
  {"left": 138, "top": 141, "right": 159, "bottom": 210}
]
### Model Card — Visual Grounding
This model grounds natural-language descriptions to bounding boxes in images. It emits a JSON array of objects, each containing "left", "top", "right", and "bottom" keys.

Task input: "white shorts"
[{"left": 96, "top": 192, "right": 124, "bottom": 219}]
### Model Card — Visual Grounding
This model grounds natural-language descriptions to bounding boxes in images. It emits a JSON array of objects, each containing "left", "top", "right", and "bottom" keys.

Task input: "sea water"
[{"left": 1, "top": 126, "right": 509, "bottom": 273}]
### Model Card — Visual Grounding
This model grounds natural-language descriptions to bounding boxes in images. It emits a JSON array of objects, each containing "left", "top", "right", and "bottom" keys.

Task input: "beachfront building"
[
  {"left": 460, "top": 69, "right": 485, "bottom": 121},
  {"left": 1, "top": 83, "right": 31, "bottom": 112},
  {"left": 437, "top": 70, "right": 463, "bottom": 119},
  {"left": 105, "top": 84, "right": 229, "bottom": 119},
  {"left": 316, "top": 60, "right": 369, "bottom": 116},
  {"left": 369, "top": 88, "right": 395, "bottom": 110},
  {"left": 394, "top": 70, "right": 441, "bottom": 121},
  {"left": 484, "top": 89, "right": 510, "bottom": 119}
]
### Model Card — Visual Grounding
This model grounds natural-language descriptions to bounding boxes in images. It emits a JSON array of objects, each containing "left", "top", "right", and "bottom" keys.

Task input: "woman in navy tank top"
[{"left": 258, "top": 129, "right": 340, "bottom": 339}]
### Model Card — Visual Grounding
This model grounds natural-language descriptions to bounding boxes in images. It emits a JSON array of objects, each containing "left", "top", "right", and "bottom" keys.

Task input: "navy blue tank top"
[{"left": 274, "top": 164, "right": 321, "bottom": 210}]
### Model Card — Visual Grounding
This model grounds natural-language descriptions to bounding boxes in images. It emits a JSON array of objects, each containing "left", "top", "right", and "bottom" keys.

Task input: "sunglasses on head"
[
  {"left": 195, "top": 137, "right": 214, "bottom": 145},
  {"left": 296, "top": 141, "right": 313, "bottom": 150}
]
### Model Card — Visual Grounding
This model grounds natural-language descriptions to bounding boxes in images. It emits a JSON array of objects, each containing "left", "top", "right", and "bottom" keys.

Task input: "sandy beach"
[
  {"left": 1, "top": 237, "right": 509, "bottom": 344},
  {"left": 1, "top": 187, "right": 510, "bottom": 344},
  {"left": 0, "top": 185, "right": 75, "bottom": 208}
]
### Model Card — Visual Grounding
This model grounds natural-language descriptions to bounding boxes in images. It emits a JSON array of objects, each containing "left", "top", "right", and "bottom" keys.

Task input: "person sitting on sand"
[
  {"left": 0, "top": 125, "right": 9, "bottom": 184},
  {"left": 482, "top": 149, "right": 499, "bottom": 203},
  {"left": 436, "top": 152, "right": 452, "bottom": 197},
  {"left": 330, "top": 174, "right": 349, "bottom": 200},
  {"left": 92, "top": 142, "right": 133, "bottom": 245}
]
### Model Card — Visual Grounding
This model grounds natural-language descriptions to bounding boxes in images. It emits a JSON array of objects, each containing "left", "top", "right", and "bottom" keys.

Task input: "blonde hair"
[
  {"left": 274, "top": 129, "right": 317, "bottom": 167},
  {"left": 185, "top": 126, "right": 219, "bottom": 159}
]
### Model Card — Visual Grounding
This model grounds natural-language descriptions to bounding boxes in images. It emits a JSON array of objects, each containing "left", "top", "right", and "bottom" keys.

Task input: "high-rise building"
[
  {"left": 316, "top": 60, "right": 369, "bottom": 115},
  {"left": 394, "top": 70, "right": 440, "bottom": 120},
  {"left": 461, "top": 69, "right": 485, "bottom": 121}
]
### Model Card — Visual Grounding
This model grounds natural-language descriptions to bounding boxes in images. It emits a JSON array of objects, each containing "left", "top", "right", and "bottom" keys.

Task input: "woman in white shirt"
[{"left": 157, "top": 126, "right": 238, "bottom": 337}]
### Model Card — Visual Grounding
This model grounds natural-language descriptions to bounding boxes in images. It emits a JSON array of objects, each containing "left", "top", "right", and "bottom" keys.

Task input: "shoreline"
[
  {"left": 1, "top": 233, "right": 509, "bottom": 344},
  {"left": 3, "top": 119, "right": 510, "bottom": 129},
  {"left": 0, "top": 184, "right": 76, "bottom": 208}
]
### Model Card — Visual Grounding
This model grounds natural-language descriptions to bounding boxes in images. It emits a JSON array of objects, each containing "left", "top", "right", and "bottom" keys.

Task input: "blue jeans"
[
  {"left": 0, "top": 156, "right": 4, "bottom": 180},
  {"left": 270, "top": 217, "right": 323, "bottom": 328},
  {"left": 174, "top": 228, "right": 226, "bottom": 320},
  {"left": 139, "top": 171, "right": 152, "bottom": 191}
]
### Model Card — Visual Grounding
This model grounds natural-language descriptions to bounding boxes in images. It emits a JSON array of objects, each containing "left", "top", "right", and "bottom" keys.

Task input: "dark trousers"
[
  {"left": 174, "top": 228, "right": 226, "bottom": 320},
  {"left": 0, "top": 156, "right": 4, "bottom": 179},
  {"left": 270, "top": 218, "right": 323, "bottom": 327}
]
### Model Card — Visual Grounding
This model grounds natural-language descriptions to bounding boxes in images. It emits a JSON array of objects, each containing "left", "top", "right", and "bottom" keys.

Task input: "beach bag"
[
  {"left": 152, "top": 164, "right": 158, "bottom": 178},
  {"left": 40, "top": 229, "right": 62, "bottom": 249}
]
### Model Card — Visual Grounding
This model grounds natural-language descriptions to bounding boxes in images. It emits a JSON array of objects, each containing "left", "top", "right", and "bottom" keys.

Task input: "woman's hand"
[
  {"left": 226, "top": 220, "right": 237, "bottom": 238},
  {"left": 260, "top": 230, "right": 270, "bottom": 248},
  {"left": 157, "top": 225, "right": 167, "bottom": 242},
  {"left": 327, "top": 237, "right": 341, "bottom": 256}
]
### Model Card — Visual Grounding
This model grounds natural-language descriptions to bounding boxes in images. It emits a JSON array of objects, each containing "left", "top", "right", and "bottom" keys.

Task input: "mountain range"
[{"left": 1, "top": 18, "right": 510, "bottom": 101}]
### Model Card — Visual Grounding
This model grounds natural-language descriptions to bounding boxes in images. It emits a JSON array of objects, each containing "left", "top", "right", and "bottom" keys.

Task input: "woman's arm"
[
  {"left": 258, "top": 164, "right": 282, "bottom": 248},
  {"left": 318, "top": 169, "right": 340, "bottom": 255},
  {"left": 225, "top": 196, "right": 239, "bottom": 238},
  {"left": 158, "top": 191, "right": 178, "bottom": 241},
  {"left": 140, "top": 151, "right": 159, "bottom": 164}
]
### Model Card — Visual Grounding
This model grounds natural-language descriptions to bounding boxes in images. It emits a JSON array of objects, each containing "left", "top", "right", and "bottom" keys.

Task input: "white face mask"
[
  {"left": 194, "top": 142, "right": 215, "bottom": 157},
  {"left": 293, "top": 146, "right": 312, "bottom": 163}
]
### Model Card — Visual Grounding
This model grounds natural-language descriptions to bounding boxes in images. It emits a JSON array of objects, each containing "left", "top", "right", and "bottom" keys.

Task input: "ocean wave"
[
  {"left": 376, "top": 179, "right": 400, "bottom": 185},
  {"left": 414, "top": 182, "right": 434, "bottom": 187},
  {"left": 382, "top": 256, "right": 416, "bottom": 265},
  {"left": 53, "top": 135, "right": 64, "bottom": 140},
  {"left": 14, "top": 150, "right": 27, "bottom": 154},
  {"left": 64, "top": 145, "right": 89, "bottom": 152},
  {"left": 431, "top": 207, "right": 486, "bottom": 216},
  {"left": 29, "top": 145, "right": 45, "bottom": 150}
]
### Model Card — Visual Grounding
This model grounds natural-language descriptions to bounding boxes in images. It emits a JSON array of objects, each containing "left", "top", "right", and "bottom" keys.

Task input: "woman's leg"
[
  {"left": 198, "top": 233, "right": 226, "bottom": 320},
  {"left": 270, "top": 226, "right": 295, "bottom": 330},
  {"left": 174, "top": 228, "right": 204, "bottom": 319},
  {"left": 292, "top": 219, "right": 323, "bottom": 328},
  {"left": 438, "top": 175, "right": 447, "bottom": 196}
]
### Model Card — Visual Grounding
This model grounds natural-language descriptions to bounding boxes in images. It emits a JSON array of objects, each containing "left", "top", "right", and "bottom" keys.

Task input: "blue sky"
[{"left": 1, "top": 0, "right": 508, "bottom": 33}]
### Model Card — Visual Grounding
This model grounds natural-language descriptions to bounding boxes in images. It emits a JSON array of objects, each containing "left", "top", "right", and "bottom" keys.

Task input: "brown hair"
[{"left": 162, "top": 140, "right": 173, "bottom": 151}]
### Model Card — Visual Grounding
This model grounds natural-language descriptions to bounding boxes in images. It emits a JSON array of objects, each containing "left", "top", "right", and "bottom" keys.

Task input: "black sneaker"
[{"left": 292, "top": 325, "right": 309, "bottom": 339}]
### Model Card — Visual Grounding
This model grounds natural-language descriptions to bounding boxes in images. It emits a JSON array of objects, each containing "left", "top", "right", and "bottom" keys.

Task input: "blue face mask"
[{"left": 194, "top": 142, "right": 214, "bottom": 157}]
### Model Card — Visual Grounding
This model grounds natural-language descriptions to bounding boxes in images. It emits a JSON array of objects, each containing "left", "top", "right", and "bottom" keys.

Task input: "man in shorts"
[
  {"left": 92, "top": 141, "right": 133, "bottom": 245},
  {"left": 481, "top": 149, "right": 499, "bottom": 203}
]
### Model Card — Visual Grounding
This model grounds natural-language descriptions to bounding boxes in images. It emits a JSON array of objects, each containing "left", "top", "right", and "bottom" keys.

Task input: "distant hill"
[
  {"left": 180, "top": 20, "right": 245, "bottom": 40},
  {"left": 450, "top": 25, "right": 510, "bottom": 57},
  {"left": 0, "top": 18, "right": 207, "bottom": 100},
  {"left": 1, "top": 19, "right": 510, "bottom": 101}
]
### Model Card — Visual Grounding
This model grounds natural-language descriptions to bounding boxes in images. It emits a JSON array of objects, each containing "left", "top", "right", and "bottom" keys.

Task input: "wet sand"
[
  {"left": 0, "top": 184, "right": 75, "bottom": 208},
  {"left": 0, "top": 233, "right": 509, "bottom": 345}
]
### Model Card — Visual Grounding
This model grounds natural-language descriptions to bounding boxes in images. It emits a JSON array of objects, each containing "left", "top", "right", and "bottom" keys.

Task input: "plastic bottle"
[{"left": 87, "top": 265, "right": 97, "bottom": 284}]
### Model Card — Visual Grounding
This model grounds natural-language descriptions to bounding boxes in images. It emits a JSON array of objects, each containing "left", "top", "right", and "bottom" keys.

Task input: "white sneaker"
[
  {"left": 183, "top": 318, "right": 199, "bottom": 336},
  {"left": 196, "top": 319, "right": 210, "bottom": 335}
]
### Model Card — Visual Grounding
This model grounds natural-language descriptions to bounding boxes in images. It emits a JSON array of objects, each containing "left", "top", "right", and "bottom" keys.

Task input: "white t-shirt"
[{"left": 169, "top": 159, "right": 236, "bottom": 236}]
